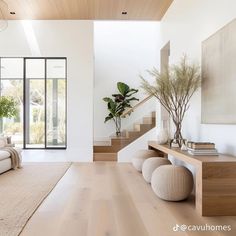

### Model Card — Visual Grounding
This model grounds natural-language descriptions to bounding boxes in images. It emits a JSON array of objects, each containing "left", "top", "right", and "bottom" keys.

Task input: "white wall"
[
  {"left": 118, "top": 128, "right": 157, "bottom": 162},
  {"left": 161, "top": 0, "right": 236, "bottom": 156},
  {"left": 0, "top": 20, "right": 94, "bottom": 162},
  {"left": 94, "top": 21, "right": 160, "bottom": 141}
]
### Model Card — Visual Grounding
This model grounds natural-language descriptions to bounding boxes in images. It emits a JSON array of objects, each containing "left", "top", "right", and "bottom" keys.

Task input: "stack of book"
[{"left": 187, "top": 142, "right": 218, "bottom": 156}]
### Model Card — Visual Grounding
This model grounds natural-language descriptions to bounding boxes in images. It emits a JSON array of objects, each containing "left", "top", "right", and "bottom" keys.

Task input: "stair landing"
[{"left": 93, "top": 153, "right": 117, "bottom": 161}]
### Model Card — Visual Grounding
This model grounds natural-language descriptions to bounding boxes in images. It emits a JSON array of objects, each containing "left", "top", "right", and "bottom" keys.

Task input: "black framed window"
[{"left": 0, "top": 57, "right": 67, "bottom": 149}]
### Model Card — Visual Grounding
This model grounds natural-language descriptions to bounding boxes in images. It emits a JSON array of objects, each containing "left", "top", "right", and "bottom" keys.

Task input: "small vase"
[
  {"left": 172, "top": 121, "right": 184, "bottom": 147},
  {"left": 156, "top": 120, "right": 168, "bottom": 144}
]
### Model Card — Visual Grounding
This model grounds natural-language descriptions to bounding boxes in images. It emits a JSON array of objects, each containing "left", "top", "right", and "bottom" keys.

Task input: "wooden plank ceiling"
[{"left": 2, "top": 0, "right": 173, "bottom": 20}]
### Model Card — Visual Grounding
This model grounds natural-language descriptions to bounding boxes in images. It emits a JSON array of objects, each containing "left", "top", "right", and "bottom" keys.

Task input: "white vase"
[{"left": 156, "top": 128, "right": 168, "bottom": 144}]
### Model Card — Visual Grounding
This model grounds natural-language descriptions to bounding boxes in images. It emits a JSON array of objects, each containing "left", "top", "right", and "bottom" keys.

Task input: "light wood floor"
[{"left": 21, "top": 163, "right": 236, "bottom": 236}]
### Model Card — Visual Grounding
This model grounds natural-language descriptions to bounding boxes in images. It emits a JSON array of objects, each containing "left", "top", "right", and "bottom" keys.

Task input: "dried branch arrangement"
[{"left": 140, "top": 56, "right": 201, "bottom": 146}]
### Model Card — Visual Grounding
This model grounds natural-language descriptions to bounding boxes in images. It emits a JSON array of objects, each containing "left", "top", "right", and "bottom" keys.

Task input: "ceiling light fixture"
[{"left": 0, "top": 0, "right": 8, "bottom": 31}]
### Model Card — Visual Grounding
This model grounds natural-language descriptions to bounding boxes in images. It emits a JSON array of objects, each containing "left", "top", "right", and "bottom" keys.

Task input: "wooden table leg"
[
  {"left": 197, "top": 162, "right": 236, "bottom": 216},
  {"left": 195, "top": 165, "right": 203, "bottom": 215}
]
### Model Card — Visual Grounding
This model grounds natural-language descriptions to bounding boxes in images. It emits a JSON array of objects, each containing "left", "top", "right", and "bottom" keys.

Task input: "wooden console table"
[{"left": 148, "top": 141, "right": 236, "bottom": 216}]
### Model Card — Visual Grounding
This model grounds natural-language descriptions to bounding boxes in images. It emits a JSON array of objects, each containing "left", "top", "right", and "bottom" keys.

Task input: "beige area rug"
[{"left": 0, "top": 162, "right": 71, "bottom": 236}]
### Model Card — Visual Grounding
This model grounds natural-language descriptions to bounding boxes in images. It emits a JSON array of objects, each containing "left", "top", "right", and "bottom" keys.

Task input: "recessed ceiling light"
[
  {"left": 122, "top": 11, "right": 127, "bottom": 15},
  {"left": 10, "top": 12, "right": 16, "bottom": 15}
]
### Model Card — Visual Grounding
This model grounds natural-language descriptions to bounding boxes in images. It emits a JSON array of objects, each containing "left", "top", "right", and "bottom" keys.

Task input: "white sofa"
[
  {"left": 0, "top": 148, "right": 22, "bottom": 174},
  {"left": 0, "top": 136, "right": 22, "bottom": 174}
]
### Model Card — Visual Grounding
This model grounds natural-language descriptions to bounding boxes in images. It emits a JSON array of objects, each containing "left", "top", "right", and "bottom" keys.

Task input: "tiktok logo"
[
  {"left": 173, "top": 224, "right": 187, "bottom": 232},
  {"left": 173, "top": 224, "right": 179, "bottom": 232}
]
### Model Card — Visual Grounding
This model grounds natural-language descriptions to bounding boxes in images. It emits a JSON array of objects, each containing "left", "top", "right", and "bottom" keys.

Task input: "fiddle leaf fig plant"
[{"left": 103, "top": 82, "right": 139, "bottom": 136}]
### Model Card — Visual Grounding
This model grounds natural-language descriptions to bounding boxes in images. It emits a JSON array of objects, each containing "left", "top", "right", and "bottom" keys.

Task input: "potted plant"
[
  {"left": 0, "top": 96, "right": 17, "bottom": 119},
  {"left": 141, "top": 56, "right": 201, "bottom": 147},
  {"left": 103, "top": 82, "right": 139, "bottom": 136},
  {"left": 0, "top": 96, "right": 18, "bottom": 137}
]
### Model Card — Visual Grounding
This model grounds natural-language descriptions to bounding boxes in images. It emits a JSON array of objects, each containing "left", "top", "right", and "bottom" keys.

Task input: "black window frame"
[{"left": 0, "top": 57, "right": 67, "bottom": 150}]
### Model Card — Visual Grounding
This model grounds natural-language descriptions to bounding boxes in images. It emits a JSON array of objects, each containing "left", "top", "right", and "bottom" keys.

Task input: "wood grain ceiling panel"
[{"left": 2, "top": 0, "right": 173, "bottom": 20}]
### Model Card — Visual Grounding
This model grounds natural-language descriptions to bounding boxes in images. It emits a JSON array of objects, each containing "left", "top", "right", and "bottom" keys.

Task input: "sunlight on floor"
[{"left": 22, "top": 150, "right": 69, "bottom": 162}]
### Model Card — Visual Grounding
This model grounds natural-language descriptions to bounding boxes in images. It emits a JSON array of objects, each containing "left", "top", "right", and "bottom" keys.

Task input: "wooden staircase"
[{"left": 93, "top": 111, "right": 156, "bottom": 161}]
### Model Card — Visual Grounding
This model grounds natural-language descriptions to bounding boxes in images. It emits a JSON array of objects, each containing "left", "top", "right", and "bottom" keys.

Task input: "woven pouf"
[
  {"left": 151, "top": 165, "right": 193, "bottom": 201},
  {"left": 142, "top": 157, "right": 171, "bottom": 183},
  {"left": 132, "top": 150, "right": 158, "bottom": 172}
]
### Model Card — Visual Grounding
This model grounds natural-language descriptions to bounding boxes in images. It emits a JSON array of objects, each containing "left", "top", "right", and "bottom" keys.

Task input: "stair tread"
[
  {"left": 93, "top": 141, "right": 111, "bottom": 146},
  {"left": 110, "top": 136, "right": 129, "bottom": 140}
]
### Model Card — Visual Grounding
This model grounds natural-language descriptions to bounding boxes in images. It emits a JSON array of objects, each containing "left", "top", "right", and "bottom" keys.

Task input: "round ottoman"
[
  {"left": 142, "top": 157, "right": 171, "bottom": 183},
  {"left": 132, "top": 149, "right": 158, "bottom": 172},
  {"left": 151, "top": 165, "right": 193, "bottom": 201}
]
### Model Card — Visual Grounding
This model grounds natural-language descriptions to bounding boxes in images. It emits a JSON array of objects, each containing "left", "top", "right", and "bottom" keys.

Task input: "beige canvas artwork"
[{"left": 202, "top": 18, "right": 236, "bottom": 124}]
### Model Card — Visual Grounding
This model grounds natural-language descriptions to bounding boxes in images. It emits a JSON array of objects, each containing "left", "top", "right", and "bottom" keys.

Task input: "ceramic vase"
[{"left": 156, "top": 127, "right": 168, "bottom": 144}]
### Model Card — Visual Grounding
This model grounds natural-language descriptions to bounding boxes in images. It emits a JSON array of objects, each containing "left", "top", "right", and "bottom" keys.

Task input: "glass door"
[
  {"left": 25, "top": 59, "right": 45, "bottom": 148},
  {"left": 24, "top": 58, "right": 66, "bottom": 149},
  {"left": 0, "top": 58, "right": 24, "bottom": 148},
  {"left": 0, "top": 57, "right": 67, "bottom": 149},
  {"left": 46, "top": 59, "right": 66, "bottom": 148}
]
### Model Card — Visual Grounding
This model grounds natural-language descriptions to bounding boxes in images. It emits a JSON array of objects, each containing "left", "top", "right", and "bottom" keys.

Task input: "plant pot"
[{"left": 115, "top": 116, "right": 121, "bottom": 137}]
